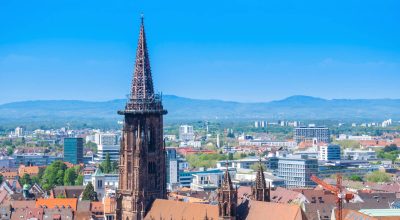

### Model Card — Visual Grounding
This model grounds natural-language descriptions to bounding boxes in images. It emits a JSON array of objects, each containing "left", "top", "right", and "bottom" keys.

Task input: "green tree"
[
  {"left": 349, "top": 174, "right": 363, "bottom": 182},
  {"left": 365, "top": 171, "right": 391, "bottom": 183},
  {"left": 20, "top": 174, "right": 32, "bottom": 185},
  {"left": 82, "top": 182, "right": 97, "bottom": 201},
  {"left": 100, "top": 153, "right": 112, "bottom": 173},
  {"left": 6, "top": 147, "right": 14, "bottom": 156},
  {"left": 383, "top": 144, "right": 398, "bottom": 152},
  {"left": 41, "top": 160, "right": 67, "bottom": 190},
  {"left": 75, "top": 175, "right": 84, "bottom": 185},
  {"left": 0, "top": 175, "right": 3, "bottom": 184},
  {"left": 63, "top": 167, "right": 77, "bottom": 186},
  {"left": 85, "top": 141, "right": 98, "bottom": 153}
]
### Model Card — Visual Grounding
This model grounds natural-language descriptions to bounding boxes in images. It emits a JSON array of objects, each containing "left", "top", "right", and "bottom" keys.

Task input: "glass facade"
[{"left": 64, "top": 138, "right": 83, "bottom": 164}]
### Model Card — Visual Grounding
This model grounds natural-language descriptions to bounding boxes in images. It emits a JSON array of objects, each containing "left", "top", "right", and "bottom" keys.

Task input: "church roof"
[
  {"left": 144, "top": 199, "right": 218, "bottom": 220},
  {"left": 145, "top": 199, "right": 308, "bottom": 220},
  {"left": 238, "top": 200, "right": 307, "bottom": 220}
]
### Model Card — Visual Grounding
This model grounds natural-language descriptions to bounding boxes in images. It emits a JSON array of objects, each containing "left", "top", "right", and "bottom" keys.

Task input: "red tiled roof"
[{"left": 35, "top": 198, "right": 78, "bottom": 211}]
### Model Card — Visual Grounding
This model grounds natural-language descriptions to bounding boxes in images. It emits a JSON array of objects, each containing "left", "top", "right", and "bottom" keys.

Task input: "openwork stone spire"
[
  {"left": 120, "top": 16, "right": 166, "bottom": 114},
  {"left": 255, "top": 161, "right": 267, "bottom": 189},
  {"left": 222, "top": 164, "right": 234, "bottom": 190},
  {"left": 218, "top": 163, "right": 237, "bottom": 220},
  {"left": 252, "top": 159, "right": 270, "bottom": 202},
  {"left": 131, "top": 16, "right": 154, "bottom": 100}
]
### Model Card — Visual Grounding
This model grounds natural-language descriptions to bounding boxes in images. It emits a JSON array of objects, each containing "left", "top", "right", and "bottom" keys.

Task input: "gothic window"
[
  {"left": 148, "top": 127, "right": 155, "bottom": 152},
  {"left": 148, "top": 162, "right": 156, "bottom": 174},
  {"left": 128, "top": 161, "right": 132, "bottom": 172}
]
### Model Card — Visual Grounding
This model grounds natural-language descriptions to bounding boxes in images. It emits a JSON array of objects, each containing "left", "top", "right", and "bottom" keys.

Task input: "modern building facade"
[
  {"left": 318, "top": 144, "right": 341, "bottom": 161},
  {"left": 294, "top": 126, "right": 330, "bottom": 143},
  {"left": 63, "top": 138, "right": 83, "bottom": 164},
  {"left": 166, "top": 148, "right": 179, "bottom": 190},
  {"left": 115, "top": 18, "right": 167, "bottom": 220},
  {"left": 277, "top": 155, "right": 318, "bottom": 188},
  {"left": 14, "top": 154, "right": 62, "bottom": 166},
  {"left": 343, "top": 149, "right": 377, "bottom": 160},
  {"left": 94, "top": 132, "right": 120, "bottom": 163},
  {"left": 179, "top": 125, "right": 195, "bottom": 142}
]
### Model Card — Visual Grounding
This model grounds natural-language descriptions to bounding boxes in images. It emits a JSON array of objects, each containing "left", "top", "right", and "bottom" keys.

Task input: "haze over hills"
[{"left": 0, "top": 95, "right": 399, "bottom": 122}]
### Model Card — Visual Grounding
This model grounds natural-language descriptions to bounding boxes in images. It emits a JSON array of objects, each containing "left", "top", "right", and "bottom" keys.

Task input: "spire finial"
[{"left": 140, "top": 13, "right": 144, "bottom": 25}]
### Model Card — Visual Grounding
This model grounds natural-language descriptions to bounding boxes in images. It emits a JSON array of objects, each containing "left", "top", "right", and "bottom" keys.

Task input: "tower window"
[
  {"left": 148, "top": 162, "right": 156, "bottom": 174},
  {"left": 148, "top": 128, "right": 155, "bottom": 152}
]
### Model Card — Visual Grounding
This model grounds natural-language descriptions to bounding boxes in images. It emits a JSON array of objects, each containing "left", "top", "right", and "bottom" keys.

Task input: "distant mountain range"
[{"left": 0, "top": 95, "right": 399, "bottom": 122}]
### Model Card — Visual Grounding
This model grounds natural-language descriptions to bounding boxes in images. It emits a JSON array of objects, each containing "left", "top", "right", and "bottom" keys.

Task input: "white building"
[
  {"left": 94, "top": 132, "right": 120, "bottom": 162},
  {"left": 337, "top": 134, "right": 372, "bottom": 141},
  {"left": 83, "top": 168, "right": 118, "bottom": 201},
  {"left": 180, "top": 140, "right": 201, "bottom": 148},
  {"left": 343, "top": 149, "right": 377, "bottom": 160},
  {"left": 15, "top": 127, "right": 24, "bottom": 137},
  {"left": 179, "top": 125, "right": 195, "bottom": 142},
  {"left": 234, "top": 170, "right": 285, "bottom": 187},
  {"left": 216, "top": 158, "right": 268, "bottom": 170},
  {"left": 318, "top": 145, "right": 341, "bottom": 161},
  {"left": 190, "top": 171, "right": 225, "bottom": 191}
]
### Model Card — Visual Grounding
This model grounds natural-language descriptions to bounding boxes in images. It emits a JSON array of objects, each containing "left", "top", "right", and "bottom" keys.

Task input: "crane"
[{"left": 310, "top": 174, "right": 354, "bottom": 220}]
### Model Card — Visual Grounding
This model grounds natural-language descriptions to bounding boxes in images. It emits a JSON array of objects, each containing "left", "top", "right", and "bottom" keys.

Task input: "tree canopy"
[
  {"left": 365, "top": 171, "right": 391, "bottom": 183},
  {"left": 82, "top": 182, "right": 97, "bottom": 201}
]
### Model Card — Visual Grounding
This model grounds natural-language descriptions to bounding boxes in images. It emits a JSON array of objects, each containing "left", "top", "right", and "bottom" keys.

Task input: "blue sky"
[{"left": 1, "top": 0, "right": 399, "bottom": 104}]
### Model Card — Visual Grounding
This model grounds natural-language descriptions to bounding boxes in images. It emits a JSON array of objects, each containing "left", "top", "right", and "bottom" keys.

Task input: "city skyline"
[{"left": 1, "top": 0, "right": 400, "bottom": 104}]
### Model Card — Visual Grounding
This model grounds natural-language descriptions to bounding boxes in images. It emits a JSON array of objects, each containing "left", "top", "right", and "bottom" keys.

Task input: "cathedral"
[{"left": 116, "top": 18, "right": 307, "bottom": 220}]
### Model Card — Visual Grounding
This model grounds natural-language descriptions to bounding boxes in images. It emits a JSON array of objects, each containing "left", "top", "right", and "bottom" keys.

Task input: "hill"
[{"left": 0, "top": 95, "right": 399, "bottom": 123}]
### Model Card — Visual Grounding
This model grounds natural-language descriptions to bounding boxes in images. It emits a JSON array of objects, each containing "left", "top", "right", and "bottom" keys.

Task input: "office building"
[
  {"left": 15, "top": 127, "right": 24, "bottom": 137},
  {"left": 14, "top": 154, "right": 62, "bottom": 166},
  {"left": 318, "top": 144, "right": 341, "bottom": 161},
  {"left": 94, "top": 132, "right": 120, "bottom": 162},
  {"left": 343, "top": 149, "right": 377, "bottom": 160},
  {"left": 166, "top": 148, "right": 179, "bottom": 190},
  {"left": 277, "top": 155, "right": 318, "bottom": 188},
  {"left": 63, "top": 138, "right": 83, "bottom": 164},
  {"left": 179, "top": 125, "right": 195, "bottom": 142},
  {"left": 294, "top": 126, "right": 330, "bottom": 143}
]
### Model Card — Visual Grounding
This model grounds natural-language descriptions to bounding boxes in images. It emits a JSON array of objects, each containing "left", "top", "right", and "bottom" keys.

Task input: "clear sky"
[{"left": 1, "top": 0, "right": 400, "bottom": 104}]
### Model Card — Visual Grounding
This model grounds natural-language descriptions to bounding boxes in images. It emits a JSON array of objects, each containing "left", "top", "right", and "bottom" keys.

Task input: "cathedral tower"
[
  {"left": 251, "top": 160, "right": 270, "bottom": 202},
  {"left": 116, "top": 17, "right": 167, "bottom": 220},
  {"left": 218, "top": 167, "right": 237, "bottom": 220}
]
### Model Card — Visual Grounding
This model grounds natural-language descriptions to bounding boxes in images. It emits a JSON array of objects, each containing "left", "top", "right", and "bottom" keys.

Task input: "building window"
[
  {"left": 148, "top": 128, "right": 155, "bottom": 152},
  {"left": 148, "top": 162, "right": 156, "bottom": 174}
]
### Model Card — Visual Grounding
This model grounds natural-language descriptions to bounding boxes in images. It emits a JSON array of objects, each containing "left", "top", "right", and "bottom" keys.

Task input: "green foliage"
[
  {"left": 63, "top": 168, "right": 77, "bottom": 186},
  {"left": 40, "top": 160, "right": 67, "bottom": 190},
  {"left": 75, "top": 175, "right": 84, "bottom": 185},
  {"left": 20, "top": 174, "right": 32, "bottom": 186},
  {"left": 186, "top": 153, "right": 228, "bottom": 168},
  {"left": 377, "top": 149, "right": 399, "bottom": 163},
  {"left": 100, "top": 153, "right": 115, "bottom": 174},
  {"left": 6, "top": 147, "right": 14, "bottom": 156},
  {"left": 56, "top": 194, "right": 66, "bottom": 198},
  {"left": 383, "top": 144, "right": 398, "bottom": 152},
  {"left": 0, "top": 175, "right": 3, "bottom": 184},
  {"left": 85, "top": 141, "right": 98, "bottom": 153},
  {"left": 332, "top": 140, "right": 360, "bottom": 149},
  {"left": 365, "top": 171, "right": 391, "bottom": 183},
  {"left": 82, "top": 182, "right": 97, "bottom": 201},
  {"left": 348, "top": 174, "right": 363, "bottom": 182}
]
